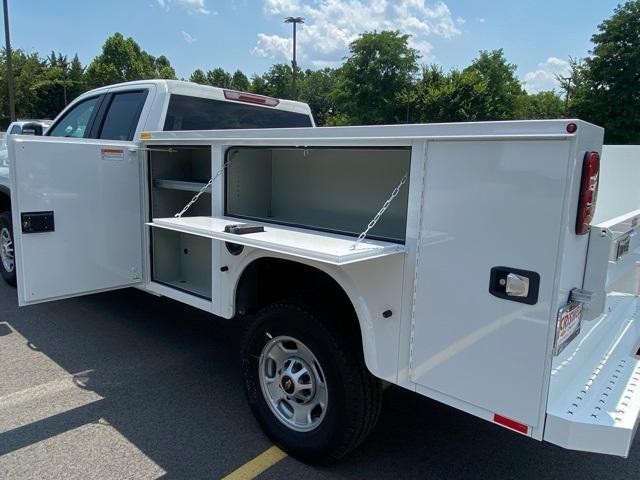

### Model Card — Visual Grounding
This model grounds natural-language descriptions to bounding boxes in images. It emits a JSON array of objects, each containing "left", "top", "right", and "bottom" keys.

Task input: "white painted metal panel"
[
  {"left": 594, "top": 145, "right": 640, "bottom": 225},
  {"left": 9, "top": 137, "right": 143, "bottom": 304},
  {"left": 149, "top": 216, "right": 405, "bottom": 266},
  {"left": 410, "top": 139, "right": 572, "bottom": 427},
  {"left": 545, "top": 294, "right": 640, "bottom": 457}
]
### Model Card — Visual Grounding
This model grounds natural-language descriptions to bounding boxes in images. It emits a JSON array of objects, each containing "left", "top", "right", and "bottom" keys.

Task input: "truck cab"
[{"left": 0, "top": 80, "right": 313, "bottom": 287}]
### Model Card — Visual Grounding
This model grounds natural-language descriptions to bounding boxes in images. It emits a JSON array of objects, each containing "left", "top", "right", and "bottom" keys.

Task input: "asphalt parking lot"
[{"left": 1, "top": 281, "right": 639, "bottom": 479}]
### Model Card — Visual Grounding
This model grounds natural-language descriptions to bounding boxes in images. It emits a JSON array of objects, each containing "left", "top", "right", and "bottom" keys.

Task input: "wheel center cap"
[{"left": 281, "top": 375, "right": 295, "bottom": 394}]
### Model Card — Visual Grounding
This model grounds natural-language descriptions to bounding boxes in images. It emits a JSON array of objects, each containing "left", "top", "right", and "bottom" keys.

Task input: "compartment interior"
[
  {"left": 225, "top": 147, "right": 411, "bottom": 242},
  {"left": 149, "top": 146, "right": 212, "bottom": 218},
  {"left": 151, "top": 228, "right": 212, "bottom": 299},
  {"left": 149, "top": 146, "right": 213, "bottom": 299}
]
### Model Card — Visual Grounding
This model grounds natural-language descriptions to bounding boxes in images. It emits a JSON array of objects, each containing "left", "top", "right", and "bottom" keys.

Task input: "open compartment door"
[
  {"left": 149, "top": 217, "right": 405, "bottom": 266},
  {"left": 9, "top": 137, "right": 144, "bottom": 305}
]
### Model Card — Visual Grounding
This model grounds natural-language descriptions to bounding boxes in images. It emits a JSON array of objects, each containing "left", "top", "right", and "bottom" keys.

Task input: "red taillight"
[
  {"left": 576, "top": 151, "right": 600, "bottom": 235},
  {"left": 223, "top": 89, "right": 279, "bottom": 107}
]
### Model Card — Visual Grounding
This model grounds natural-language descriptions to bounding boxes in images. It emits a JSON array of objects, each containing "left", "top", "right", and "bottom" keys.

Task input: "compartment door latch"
[
  {"left": 21, "top": 211, "right": 55, "bottom": 234},
  {"left": 489, "top": 267, "right": 540, "bottom": 305}
]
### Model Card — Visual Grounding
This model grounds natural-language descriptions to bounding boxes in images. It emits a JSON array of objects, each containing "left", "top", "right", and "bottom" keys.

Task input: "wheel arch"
[
  {"left": 231, "top": 252, "right": 378, "bottom": 374},
  {"left": 0, "top": 186, "right": 10, "bottom": 213}
]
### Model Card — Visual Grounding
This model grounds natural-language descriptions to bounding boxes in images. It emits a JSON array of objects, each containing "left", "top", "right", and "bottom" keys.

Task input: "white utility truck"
[
  {"left": 0, "top": 79, "right": 313, "bottom": 287},
  {"left": 7, "top": 99, "right": 640, "bottom": 463}
]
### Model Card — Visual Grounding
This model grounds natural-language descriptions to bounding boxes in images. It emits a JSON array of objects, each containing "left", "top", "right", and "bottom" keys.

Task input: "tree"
[
  {"left": 189, "top": 69, "right": 208, "bottom": 85},
  {"left": 0, "top": 49, "right": 46, "bottom": 124},
  {"left": 206, "top": 67, "right": 232, "bottom": 88},
  {"left": 518, "top": 91, "right": 564, "bottom": 119},
  {"left": 261, "top": 64, "right": 295, "bottom": 99},
  {"left": 299, "top": 68, "right": 339, "bottom": 125},
  {"left": 462, "top": 49, "right": 523, "bottom": 120},
  {"left": 568, "top": 1, "right": 640, "bottom": 143},
  {"left": 84, "top": 33, "right": 176, "bottom": 89},
  {"left": 413, "top": 67, "right": 490, "bottom": 123},
  {"left": 154, "top": 55, "right": 176, "bottom": 79},
  {"left": 249, "top": 74, "right": 268, "bottom": 95},
  {"left": 230, "top": 70, "right": 250, "bottom": 91},
  {"left": 331, "top": 31, "right": 419, "bottom": 125}
]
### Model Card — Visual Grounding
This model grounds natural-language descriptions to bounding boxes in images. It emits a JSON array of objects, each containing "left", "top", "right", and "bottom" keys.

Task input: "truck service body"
[{"left": 5, "top": 80, "right": 640, "bottom": 463}]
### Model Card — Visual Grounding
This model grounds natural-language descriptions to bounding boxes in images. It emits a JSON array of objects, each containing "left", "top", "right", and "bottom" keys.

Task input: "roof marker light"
[
  {"left": 223, "top": 90, "right": 280, "bottom": 107},
  {"left": 566, "top": 123, "right": 578, "bottom": 134}
]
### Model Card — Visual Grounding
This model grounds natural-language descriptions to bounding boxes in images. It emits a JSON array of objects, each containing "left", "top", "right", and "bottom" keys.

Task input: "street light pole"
[
  {"left": 2, "top": 0, "right": 15, "bottom": 122},
  {"left": 284, "top": 16, "right": 304, "bottom": 99}
]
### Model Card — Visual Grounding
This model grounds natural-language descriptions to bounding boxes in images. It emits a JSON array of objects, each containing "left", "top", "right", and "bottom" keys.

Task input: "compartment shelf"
[
  {"left": 153, "top": 179, "right": 211, "bottom": 192},
  {"left": 155, "top": 276, "right": 212, "bottom": 299},
  {"left": 149, "top": 216, "right": 405, "bottom": 266}
]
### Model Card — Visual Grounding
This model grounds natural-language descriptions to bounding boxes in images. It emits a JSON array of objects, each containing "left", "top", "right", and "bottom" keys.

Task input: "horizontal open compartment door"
[{"left": 148, "top": 217, "right": 405, "bottom": 266}]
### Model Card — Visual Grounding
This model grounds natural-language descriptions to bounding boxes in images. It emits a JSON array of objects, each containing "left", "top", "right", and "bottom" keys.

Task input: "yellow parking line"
[{"left": 221, "top": 445, "right": 288, "bottom": 480}]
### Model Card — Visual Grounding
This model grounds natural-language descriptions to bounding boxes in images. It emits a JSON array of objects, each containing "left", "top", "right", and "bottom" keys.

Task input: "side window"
[
  {"left": 48, "top": 97, "right": 100, "bottom": 138},
  {"left": 99, "top": 91, "right": 148, "bottom": 141},
  {"left": 9, "top": 125, "right": 21, "bottom": 134}
]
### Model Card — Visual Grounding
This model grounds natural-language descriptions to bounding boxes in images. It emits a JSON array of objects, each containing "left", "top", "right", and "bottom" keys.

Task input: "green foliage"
[
  {"left": 249, "top": 74, "right": 268, "bottom": 95},
  {"left": 568, "top": 0, "right": 640, "bottom": 143},
  {"left": 412, "top": 65, "right": 489, "bottom": 122},
  {"left": 462, "top": 49, "right": 524, "bottom": 120},
  {"left": 518, "top": 91, "right": 565, "bottom": 119},
  {"left": 84, "top": 33, "right": 176, "bottom": 89},
  {"left": 189, "top": 68, "right": 207, "bottom": 85},
  {"left": 331, "top": 31, "right": 419, "bottom": 125},
  {"left": 299, "top": 68, "right": 339, "bottom": 126},
  {"left": 230, "top": 70, "right": 250, "bottom": 91},
  {"left": 206, "top": 67, "right": 232, "bottom": 88},
  {"left": 261, "top": 63, "right": 296, "bottom": 99}
]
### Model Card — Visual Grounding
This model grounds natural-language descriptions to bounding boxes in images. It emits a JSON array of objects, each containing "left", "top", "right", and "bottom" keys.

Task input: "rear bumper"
[{"left": 544, "top": 294, "right": 640, "bottom": 457}]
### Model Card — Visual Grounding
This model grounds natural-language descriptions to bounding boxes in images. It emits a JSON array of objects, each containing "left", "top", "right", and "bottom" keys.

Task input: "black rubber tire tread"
[
  {"left": 0, "top": 211, "right": 16, "bottom": 287},
  {"left": 292, "top": 295, "right": 382, "bottom": 449},
  {"left": 241, "top": 298, "right": 383, "bottom": 464}
]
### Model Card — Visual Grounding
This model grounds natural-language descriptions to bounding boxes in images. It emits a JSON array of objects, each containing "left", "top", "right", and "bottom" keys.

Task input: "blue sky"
[{"left": 5, "top": 0, "right": 621, "bottom": 92}]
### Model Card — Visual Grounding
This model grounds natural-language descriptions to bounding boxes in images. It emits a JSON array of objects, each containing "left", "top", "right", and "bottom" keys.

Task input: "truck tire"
[
  {"left": 241, "top": 300, "right": 383, "bottom": 464},
  {"left": 0, "top": 212, "right": 16, "bottom": 287}
]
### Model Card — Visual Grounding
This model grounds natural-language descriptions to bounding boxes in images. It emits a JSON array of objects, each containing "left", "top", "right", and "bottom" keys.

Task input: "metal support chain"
[
  {"left": 350, "top": 172, "right": 408, "bottom": 250},
  {"left": 174, "top": 159, "right": 230, "bottom": 218}
]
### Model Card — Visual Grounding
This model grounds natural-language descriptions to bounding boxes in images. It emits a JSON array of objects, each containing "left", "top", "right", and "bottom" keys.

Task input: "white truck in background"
[
  {"left": 5, "top": 82, "right": 640, "bottom": 464},
  {"left": 0, "top": 80, "right": 313, "bottom": 286}
]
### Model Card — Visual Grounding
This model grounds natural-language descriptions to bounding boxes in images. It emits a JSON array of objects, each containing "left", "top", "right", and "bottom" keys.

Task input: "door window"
[
  {"left": 99, "top": 91, "right": 148, "bottom": 141},
  {"left": 48, "top": 96, "right": 100, "bottom": 138},
  {"left": 9, "top": 125, "right": 21, "bottom": 134}
]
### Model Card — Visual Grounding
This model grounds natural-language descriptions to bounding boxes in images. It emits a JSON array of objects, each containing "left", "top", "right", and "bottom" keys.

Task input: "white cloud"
[
  {"left": 155, "top": 0, "right": 212, "bottom": 15},
  {"left": 523, "top": 57, "right": 570, "bottom": 93},
  {"left": 478, "top": 17, "right": 485, "bottom": 23},
  {"left": 253, "top": 33, "right": 292, "bottom": 59},
  {"left": 181, "top": 31, "right": 197, "bottom": 44},
  {"left": 255, "top": 0, "right": 461, "bottom": 65}
]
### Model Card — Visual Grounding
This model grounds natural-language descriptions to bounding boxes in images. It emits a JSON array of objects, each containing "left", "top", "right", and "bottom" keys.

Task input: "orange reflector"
[
  {"left": 140, "top": 132, "right": 151, "bottom": 140},
  {"left": 494, "top": 414, "right": 529, "bottom": 434}
]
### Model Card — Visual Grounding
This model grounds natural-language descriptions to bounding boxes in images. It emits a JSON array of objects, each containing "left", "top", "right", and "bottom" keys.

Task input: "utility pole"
[
  {"left": 2, "top": 0, "right": 15, "bottom": 122},
  {"left": 284, "top": 16, "right": 304, "bottom": 99}
]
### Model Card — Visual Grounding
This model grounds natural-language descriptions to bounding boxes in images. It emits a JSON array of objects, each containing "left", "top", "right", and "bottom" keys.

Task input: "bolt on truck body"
[{"left": 8, "top": 110, "right": 640, "bottom": 463}]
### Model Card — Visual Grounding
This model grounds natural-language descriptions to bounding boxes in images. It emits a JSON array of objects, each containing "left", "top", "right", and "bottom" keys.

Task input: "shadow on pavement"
[{"left": 1, "top": 285, "right": 639, "bottom": 479}]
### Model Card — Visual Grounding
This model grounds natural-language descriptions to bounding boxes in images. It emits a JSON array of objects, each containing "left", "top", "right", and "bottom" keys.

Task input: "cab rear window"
[{"left": 163, "top": 94, "right": 312, "bottom": 131}]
